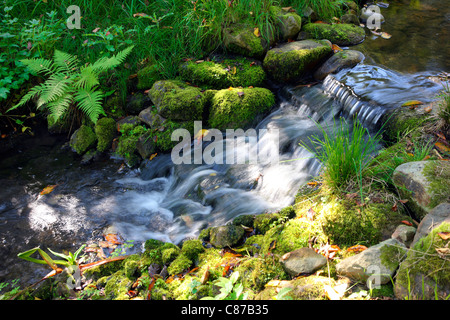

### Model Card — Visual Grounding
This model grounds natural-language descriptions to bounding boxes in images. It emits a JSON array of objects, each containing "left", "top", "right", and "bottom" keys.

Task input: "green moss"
[
  {"left": 94, "top": 117, "right": 116, "bottom": 152},
  {"left": 70, "top": 125, "right": 97, "bottom": 155},
  {"left": 124, "top": 254, "right": 140, "bottom": 279},
  {"left": 103, "top": 270, "right": 133, "bottom": 300},
  {"left": 181, "top": 239, "right": 205, "bottom": 261},
  {"left": 208, "top": 87, "right": 275, "bottom": 130},
  {"left": 154, "top": 119, "right": 195, "bottom": 152},
  {"left": 167, "top": 254, "right": 193, "bottom": 275},
  {"left": 137, "top": 64, "right": 161, "bottom": 90},
  {"left": 395, "top": 223, "right": 450, "bottom": 299},
  {"left": 148, "top": 80, "right": 205, "bottom": 121},
  {"left": 223, "top": 23, "right": 267, "bottom": 58},
  {"left": 179, "top": 57, "right": 266, "bottom": 89},
  {"left": 162, "top": 247, "right": 180, "bottom": 264},
  {"left": 302, "top": 23, "right": 365, "bottom": 46},
  {"left": 263, "top": 40, "right": 332, "bottom": 83},
  {"left": 116, "top": 124, "right": 149, "bottom": 165},
  {"left": 423, "top": 161, "right": 450, "bottom": 207},
  {"left": 236, "top": 255, "right": 289, "bottom": 291}
]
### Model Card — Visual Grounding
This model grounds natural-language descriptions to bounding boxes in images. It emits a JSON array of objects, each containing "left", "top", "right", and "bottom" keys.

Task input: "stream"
[{"left": 0, "top": 0, "right": 448, "bottom": 289}]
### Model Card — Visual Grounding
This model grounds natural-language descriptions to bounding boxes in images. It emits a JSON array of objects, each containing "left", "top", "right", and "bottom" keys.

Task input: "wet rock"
[
  {"left": 280, "top": 247, "right": 327, "bottom": 276},
  {"left": 94, "top": 117, "right": 117, "bottom": 152},
  {"left": 117, "top": 116, "right": 141, "bottom": 131},
  {"left": 209, "top": 225, "right": 245, "bottom": 248},
  {"left": 313, "top": 50, "right": 364, "bottom": 80},
  {"left": 136, "top": 131, "right": 156, "bottom": 159},
  {"left": 263, "top": 40, "right": 332, "bottom": 83},
  {"left": 411, "top": 202, "right": 450, "bottom": 247},
  {"left": 336, "top": 239, "right": 407, "bottom": 285},
  {"left": 340, "top": 13, "right": 360, "bottom": 25},
  {"left": 125, "top": 92, "right": 152, "bottom": 115},
  {"left": 301, "top": 23, "right": 365, "bottom": 46}
]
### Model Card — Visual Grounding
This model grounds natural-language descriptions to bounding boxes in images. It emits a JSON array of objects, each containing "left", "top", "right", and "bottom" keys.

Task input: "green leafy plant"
[
  {"left": 17, "top": 244, "right": 86, "bottom": 269},
  {"left": 438, "top": 81, "right": 450, "bottom": 124},
  {"left": 201, "top": 271, "right": 248, "bottom": 300},
  {"left": 8, "top": 46, "right": 134, "bottom": 124}
]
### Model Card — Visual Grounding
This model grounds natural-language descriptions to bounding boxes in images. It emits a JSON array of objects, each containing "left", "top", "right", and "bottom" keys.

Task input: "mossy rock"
[
  {"left": 269, "top": 6, "right": 302, "bottom": 40},
  {"left": 137, "top": 64, "right": 161, "bottom": 90},
  {"left": 94, "top": 117, "right": 117, "bottom": 152},
  {"left": 254, "top": 206, "right": 296, "bottom": 235},
  {"left": 102, "top": 270, "right": 134, "bottom": 300},
  {"left": 180, "top": 239, "right": 205, "bottom": 261},
  {"left": 394, "top": 222, "right": 450, "bottom": 300},
  {"left": 69, "top": 125, "right": 97, "bottom": 155},
  {"left": 301, "top": 23, "right": 365, "bottom": 46},
  {"left": 263, "top": 40, "right": 332, "bottom": 83},
  {"left": 154, "top": 119, "right": 195, "bottom": 152},
  {"left": 148, "top": 80, "right": 206, "bottom": 121},
  {"left": 222, "top": 23, "right": 270, "bottom": 59},
  {"left": 236, "top": 255, "right": 289, "bottom": 291},
  {"left": 115, "top": 124, "right": 148, "bottom": 166},
  {"left": 208, "top": 87, "right": 275, "bottom": 130},
  {"left": 313, "top": 49, "right": 364, "bottom": 80},
  {"left": 179, "top": 57, "right": 266, "bottom": 89},
  {"left": 167, "top": 254, "right": 193, "bottom": 275},
  {"left": 209, "top": 225, "right": 245, "bottom": 248}
]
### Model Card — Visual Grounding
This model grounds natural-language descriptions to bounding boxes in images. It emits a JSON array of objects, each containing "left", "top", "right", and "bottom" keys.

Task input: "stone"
[
  {"left": 208, "top": 87, "right": 275, "bottom": 130},
  {"left": 340, "top": 13, "right": 360, "bottom": 25},
  {"left": 148, "top": 80, "right": 205, "bottom": 121},
  {"left": 136, "top": 131, "right": 156, "bottom": 159},
  {"left": 394, "top": 222, "right": 450, "bottom": 300},
  {"left": 94, "top": 117, "right": 117, "bottom": 152},
  {"left": 69, "top": 125, "right": 97, "bottom": 155},
  {"left": 125, "top": 92, "right": 152, "bottom": 115},
  {"left": 411, "top": 202, "right": 450, "bottom": 247},
  {"left": 263, "top": 40, "right": 332, "bottom": 83},
  {"left": 280, "top": 247, "right": 327, "bottom": 276},
  {"left": 301, "top": 23, "right": 365, "bottom": 46},
  {"left": 117, "top": 116, "right": 141, "bottom": 131},
  {"left": 209, "top": 225, "right": 245, "bottom": 248},
  {"left": 222, "top": 23, "right": 270, "bottom": 59},
  {"left": 336, "top": 239, "right": 407, "bottom": 284},
  {"left": 393, "top": 161, "right": 450, "bottom": 220},
  {"left": 270, "top": 6, "right": 302, "bottom": 40},
  {"left": 391, "top": 224, "right": 417, "bottom": 247},
  {"left": 313, "top": 49, "right": 364, "bottom": 80},
  {"left": 138, "top": 107, "right": 166, "bottom": 129}
]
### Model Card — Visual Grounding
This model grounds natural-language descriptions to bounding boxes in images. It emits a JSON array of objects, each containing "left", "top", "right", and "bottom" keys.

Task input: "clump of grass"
[
  {"left": 438, "top": 81, "right": 450, "bottom": 124},
  {"left": 280, "top": 0, "right": 346, "bottom": 22},
  {"left": 301, "top": 118, "right": 381, "bottom": 193}
]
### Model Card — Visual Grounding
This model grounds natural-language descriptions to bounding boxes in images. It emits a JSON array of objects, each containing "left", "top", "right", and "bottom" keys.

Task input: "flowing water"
[{"left": 0, "top": 1, "right": 448, "bottom": 289}]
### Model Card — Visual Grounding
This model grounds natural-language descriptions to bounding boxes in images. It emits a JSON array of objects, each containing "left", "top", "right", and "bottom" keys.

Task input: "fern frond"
[
  {"left": 74, "top": 88, "right": 105, "bottom": 123},
  {"left": 20, "top": 58, "right": 55, "bottom": 76},
  {"left": 7, "top": 83, "right": 47, "bottom": 112},
  {"left": 38, "top": 73, "right": 73, "bottom": 106},
  {"left": 75, "top": 66, "right": 100, "bottom": 90},
  {"left": 46, "top": 92, "right": 74, "bottom": 123},
  {"left": 90, "top": 45, "right": 134, "bottom": 73},
  {"left": 53, "top": 50, "right": 79, "bottom": 73}
]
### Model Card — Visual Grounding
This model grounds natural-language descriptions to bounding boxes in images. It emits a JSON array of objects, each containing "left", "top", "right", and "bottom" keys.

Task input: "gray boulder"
[
  {"left": 314, "top": 50, "right": 364, "bottom": 80},
  {"left": 280, "top": 247, "right": 327, "bottom": 276}
]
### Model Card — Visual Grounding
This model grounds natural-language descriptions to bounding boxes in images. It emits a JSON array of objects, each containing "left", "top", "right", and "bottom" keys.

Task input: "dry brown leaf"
[
  {"left": 253, "top": 27, "right": 261, "bottom": 37},
  {"left": 435, "top": 141, "right": 450, "bottom": 153},
  {"left": 347, "top": 245, "right": 368, "bottom": 253},
  {"left": 438, "top": 232, "right": 450, "bottom": 240}
]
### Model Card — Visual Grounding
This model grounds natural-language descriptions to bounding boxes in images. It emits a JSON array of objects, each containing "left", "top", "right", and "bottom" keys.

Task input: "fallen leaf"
[
  {"left": 436, "top": 247, "right": 450, "bottom": 257},
  {"left": 424, "top": 106, "right": 432, "bottom": 113},
  {"left": 281, "top": 6, "right": 293, "bottom": 12},
  {"left": 401, "top": 100, "right": 423, "bottom": 107},
  {"left": 435, "top": 141, "right": 450, "bottom": 153},
  {"left": 149, "top": 153, "right": 157, "bottom": 161},
  {"left": 253, "top": 27, "right": 261, "bottom": 37},
  {"left": 399, "top": 199, "right": 409, "bottom": 204},
  {"left": 331, "top": 44, "right": 343, "bottom": 53},
  {"left": 228, "top": 86, "right": 234, "bottom": 90},
  {"left": 307, "top": 208, "right": 315, "bottom": 221},
  {"left": 105, "top": 233, "right": 124, "bottom": 245},
  {"left": 265, "top": 280, "right": 291, "bottom": 287},
  {"left": 230, "top": 66, "right": 237, "bottom": 75},
  {"left": 347, "top": 245, "right": 368, "bottom": 253},
  {"left": 201, "top": 266, "right": 210, "bottom": 285},
  {"left": 40, "top": 185, "right": 58, "bottom": 195},
  {"left": 133, "top": 13, "right": 148, "bottom": 17},
  {"left": 401, "top": 220, "right": 413, "bottom": 226},
  {"left": 391, "top": 202, "right": 398, "bottom": 212},
  {"left": 438, "top": 232, "right": 450, "bottom": 240},
  {"left": 195, "top": 60, "right": 204, "bottom": 63},
  {"left": 237, "top": 91, "right": 245, "bottom": 97},
  {"left": 324, "top": 285, "right": 343, "bottom": 300},
  {"left": 380, "top": 32, "right": 392, "bottom": 39},
  {"left": 422, "top": 155, "right": 430, "bottom": 160}
]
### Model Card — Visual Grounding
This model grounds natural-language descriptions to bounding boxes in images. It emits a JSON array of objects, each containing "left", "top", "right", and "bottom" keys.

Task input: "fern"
[{"left": 8, "top": 46, "right": 134, "bottom": 124}]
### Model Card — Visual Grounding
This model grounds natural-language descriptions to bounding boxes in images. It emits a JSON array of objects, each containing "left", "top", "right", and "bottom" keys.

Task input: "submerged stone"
[{"left": 313, "top": 49, "right": 364, "bottom": 80}]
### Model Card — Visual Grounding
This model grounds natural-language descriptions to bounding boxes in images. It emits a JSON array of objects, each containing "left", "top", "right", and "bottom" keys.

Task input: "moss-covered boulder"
[
  {"left": 313, "top": 50, "right": 364, "bottom": 80},
  {"left": 69, "top": 125, "right": 97, "bottom": 155},
  {"left": 148, "top": 80, "right": 206, "bottom": 121},
  {"left": 94, "top": 117, "right": 117, "bottom": 152},
  {"left": 393, "top": 160, "right": 450, "bottom": 220},
  {"left": 263, "top": 40, "right": 332, "bottom": 83},
  {"left": 137, "top": 64, "right": 160, "bottom": 90},
  {"left": 179, "top": 57, "right": 266, "bottom": 89},
  {"left": 209, "top": 225, "right": 245, "bottom": 248},
  {"left": 301, "top": 23, "right": 365, "bottom": 46},
  {"left": 269, "top": 6, "right": 302, "bottom": 41},
  {"left": 222, "top": 23, "right": 270, "bottom": 59},
  {"left": 254, "top": 206, "right": 296, "bottom": 234},
  {"left": 394, "top": 223, "right": 450, "bottom": 300},
  {"left": 115, "top": 123, "right": 148, "bottom": 166},
  {"left": 208, "top": 87, "right": 275, "bottom": 130}
]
